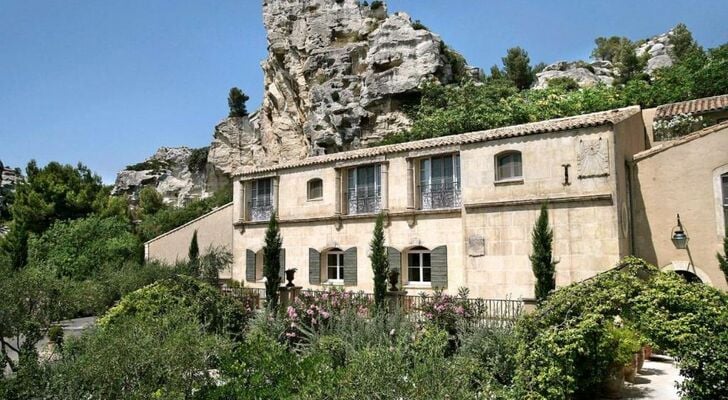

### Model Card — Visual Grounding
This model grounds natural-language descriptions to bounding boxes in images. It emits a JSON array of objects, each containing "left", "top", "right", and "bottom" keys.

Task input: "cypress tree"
[
  {"left": 188, "top": 230, "right": 200, "bottom": 276},
  {"left": 263, "top": 212, "right": 282, "bottom": 311},
  {"left": 370, "top": 212, "right": 389, "bottom": 311},
  {"left": 718, "top": 234, "right": 728, "bottom": 285},
  {"left": 530, "top": 203, "right": 557, "bottom": 303}
]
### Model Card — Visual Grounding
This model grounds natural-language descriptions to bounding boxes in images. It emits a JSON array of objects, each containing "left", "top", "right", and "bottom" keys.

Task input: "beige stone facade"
[
  {"left": 145, "top": 203, "right": 234, "bottom": 279},
  {"left": 632, "top": 122, "right": 728, "bottom": 289},
  {"left": 145, "top": 101, "right": 728, "bottom": 297}
]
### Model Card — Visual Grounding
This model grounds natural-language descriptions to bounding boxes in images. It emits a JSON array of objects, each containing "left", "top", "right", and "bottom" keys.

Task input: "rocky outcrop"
[
  {"left": 635, "top": 31, "right": 675, "bottom": 75},
  {"left": 260, "top": 0, "right": 461, "bottom": 157},
  {"left": 1, "top": 167, "right": 22, "bottom": 188},
  {"left": 208, "top": 113, "right": 266, "bottom": 175},
  {"left": 534, "top": 28, "right": 678, "bottom": 89},
  {"left": 533, "top": 60, "right": 615, "bottom": 89},
  {"left": 112, "top": 146, "right": 230, "bottom": 207}
]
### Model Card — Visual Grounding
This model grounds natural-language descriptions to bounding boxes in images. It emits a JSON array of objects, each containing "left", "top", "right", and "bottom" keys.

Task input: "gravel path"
[{"left": 621, "top": 355, "right": 682, "bottom": 400}]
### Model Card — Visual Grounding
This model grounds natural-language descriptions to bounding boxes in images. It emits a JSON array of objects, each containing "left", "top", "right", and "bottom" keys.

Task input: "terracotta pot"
[
  {"left": 636, "top": 349, "right": 645, "bottom": 371},
  {"left": 602, "top": 365, "right": 625, "bottom": 399},
  {"left": 643, "top": 345, "right": 653, "bottom": 360}
]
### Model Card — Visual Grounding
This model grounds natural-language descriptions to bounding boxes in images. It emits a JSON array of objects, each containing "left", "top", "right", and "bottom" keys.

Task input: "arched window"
[
  {"left": 495, "top": 151, "right": 522, "bottom": 181},
  {"left": 407, "top": 246, "right": 431, "bottom": 284},
  {"left": 326, "top": 248, "right": 344, "bottom": 282},
  {"left": 307, "top": 178, "right": 323, "bottom": 201}
]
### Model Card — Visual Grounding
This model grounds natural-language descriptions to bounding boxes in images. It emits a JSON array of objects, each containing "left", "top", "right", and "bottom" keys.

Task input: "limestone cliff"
[
  {"left": 260, "top": 0, "right": 461, "bottom": 157},
  {"left": 114, "top": 0, "right": 466, "bottom": 203}
]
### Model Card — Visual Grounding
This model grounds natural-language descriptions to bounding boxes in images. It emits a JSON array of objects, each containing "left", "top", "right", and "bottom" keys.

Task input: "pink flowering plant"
[
  {"left": 283, "top": 289, "right": 373, "bottom": 342},
  {"left": 418, "top": 287, "right": 476, "bottom": 333}
]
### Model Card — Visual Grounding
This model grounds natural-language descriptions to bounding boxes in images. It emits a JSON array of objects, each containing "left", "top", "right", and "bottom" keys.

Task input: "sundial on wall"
[{"left": 577, "top": 138, "right": 609, "bottom": 178}]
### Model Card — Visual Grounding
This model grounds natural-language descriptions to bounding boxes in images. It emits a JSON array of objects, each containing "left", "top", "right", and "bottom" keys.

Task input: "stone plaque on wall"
[
  {"left": 468, "top": 234, "right": 485, "bottom": 257},
  {"left": 577, "top": 138, "right": 609, "bottom": 178}
]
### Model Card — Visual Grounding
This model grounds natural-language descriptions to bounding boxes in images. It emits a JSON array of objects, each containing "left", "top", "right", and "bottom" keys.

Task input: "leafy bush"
[
  {"left": 187, "top": 146, "right": 209, "bottom": 173},
  {"left": 99, "top": 275, "right": 254, "bottom": 340},
  {"left": 124, "top": 158, "right": 169, "bottom": 172},
  {"left": 27, "top": 215, "right": 142, "bottom": 280},
  {"left": 418, "top": 288, "right": 475, "bottom": 334},
  {"left": 47, "top": 308, "right": 231, "bottom": 400},
  {"left": 284, "top": 289, "right": 372, "bottom": 342},
  {"left": 653, "top": 113, "right": 705, "bottom": 141}
]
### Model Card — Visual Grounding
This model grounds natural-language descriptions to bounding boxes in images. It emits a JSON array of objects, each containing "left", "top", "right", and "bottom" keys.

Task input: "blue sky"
[{"left": 1, "top": 1, "right": 726, "bottom": 183}]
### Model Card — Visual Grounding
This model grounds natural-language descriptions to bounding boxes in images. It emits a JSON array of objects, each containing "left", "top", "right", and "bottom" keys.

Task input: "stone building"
[{"left": 144, "top": 96, "right": 728, "bottom": 298}]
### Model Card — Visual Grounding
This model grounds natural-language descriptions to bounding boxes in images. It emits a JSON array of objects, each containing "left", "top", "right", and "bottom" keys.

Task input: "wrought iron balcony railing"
[
  {"left": 249, "top": 197, "right": 274, "bottom": 221},
  {"left": 420, "top": 182, "right": 461, "bottom": 210},
  {"left": 347, "top": 187, "right": 381, "bottom": 215}
]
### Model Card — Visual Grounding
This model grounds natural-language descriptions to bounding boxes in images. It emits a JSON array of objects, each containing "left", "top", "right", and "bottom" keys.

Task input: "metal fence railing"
[{"left": 222, "top": 286, "right": 523, "bottom": 328}]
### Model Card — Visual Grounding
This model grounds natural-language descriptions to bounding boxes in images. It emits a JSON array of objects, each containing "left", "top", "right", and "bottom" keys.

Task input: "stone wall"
[{"left": 145, "top": 203, "right": 234, "bottom": 278}]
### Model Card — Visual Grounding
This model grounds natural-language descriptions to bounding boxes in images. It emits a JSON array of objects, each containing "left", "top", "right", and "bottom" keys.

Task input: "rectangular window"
[
  {"left": 327, "top": 252, "right": 344, "bottom": 281},
  {"left": 250, "top": 178, "right": 274, "bottom": 221},
  {"left": 496, "top": 152, "right": 522, "bottom": 181},
  {"left": 347, "top": 165, "right": 381, "bottom": 214},
  {"left": 420, "top": 154, "right": 461, "bottom": 209},
  {"left": 407, "top": 251, "right": 431, "bottom": 283}
]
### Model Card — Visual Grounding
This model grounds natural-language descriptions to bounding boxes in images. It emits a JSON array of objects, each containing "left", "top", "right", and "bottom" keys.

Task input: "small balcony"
[
  {"left": 420, "top": 182, "right": 461, "bottom": 210},
  {"left": 249, "top": 197, "right": 274, "bottom": 221},
  {"left": 347, "top": 187, "right": 381, "bottom": 215}
]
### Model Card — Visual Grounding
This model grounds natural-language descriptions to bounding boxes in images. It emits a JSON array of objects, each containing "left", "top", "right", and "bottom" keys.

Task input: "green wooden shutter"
[
  {"left": 387, "top": 247, "right": 401, "bottom": 287},
  {"left": 309, "top": 248, "right": 321, "bottom": 285},
  {"left": 245, "top": 249, "right": 256, "bottom": 283},
  {"left": 431, "top": 245, "right": 448, "bottom": 289},
  {"left": 343, "top": 247, "right": 357, "bottom": 286},
  {"left": 279, "top": 249, "right": 286, "bottom": 280}
]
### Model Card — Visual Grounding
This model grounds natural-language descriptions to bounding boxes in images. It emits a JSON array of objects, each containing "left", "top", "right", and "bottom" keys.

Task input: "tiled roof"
[
  {"left": 236, "top": 106, "right": 641, "bottom": 176},
  {"left": 633, "top": 120, "right": 728, "bottom": 161},
  {"left": 654, "top": 94, "right": 728, "bottom": 120}
]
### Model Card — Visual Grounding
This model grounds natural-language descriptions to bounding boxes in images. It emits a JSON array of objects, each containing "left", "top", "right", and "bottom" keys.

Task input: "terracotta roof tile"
[
  {"left": 633, "top": 120, "right": 728, "bottom": 161},
  {"left": 236, "top": 106, "right": 641, "bottom": 176},
  {"left": 654, "top": 94, "right": 728, "bottom": 120}
]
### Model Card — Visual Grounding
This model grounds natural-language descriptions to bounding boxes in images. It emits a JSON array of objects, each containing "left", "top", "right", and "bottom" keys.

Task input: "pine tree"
[
  {"left": 370, "top": 212, "right": 389, "bottom": 310},
  {"left": 228, "top": 87, "right": 249, "bottom": 118},
  {"left": 263, "top": 212, "right": 282, "bottom": 311},
  {"left": 718, "top": 234, "right": 728, "bottom": 285},
  {"left": 502, "top": 47, "right": 533, "bottom": 90},
  {"left": 530, "top": 203, "right": 557, "bottom": 303}
]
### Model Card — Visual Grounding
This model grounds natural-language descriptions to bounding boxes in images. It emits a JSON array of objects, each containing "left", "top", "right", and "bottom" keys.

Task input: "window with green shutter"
[
  {"left": 309, "top": 248, "right": 321, "bottom": 285},
  {"left": 431, "top": 245, "right": 448, "bottom": 288},
  {"left": 343, "top": 247, "right": 357, "bottom": 286},
  {"left": 245, "top": 249, "right": 256, "bottom": 283}
]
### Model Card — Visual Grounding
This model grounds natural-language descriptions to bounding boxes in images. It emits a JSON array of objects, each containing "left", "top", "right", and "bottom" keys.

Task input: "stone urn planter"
[
  {"left": 643, "top": 345, "right": 653, "bottom": 360},
  {"left": 285, "top": 268, "right": 297, "bottom": 287},
  {"left": 636, "top": 349, "right": 645, "bottom": 371},
  {"left": 387, "top": 269, "right": 400, "bottom": 291}
]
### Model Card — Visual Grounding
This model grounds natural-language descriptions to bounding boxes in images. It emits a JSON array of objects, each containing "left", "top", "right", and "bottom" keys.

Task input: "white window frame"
[
  {"left": 307, "top": 178, "right": 323, "bottom": 201},
  {"left": 419, "top": 154, "right": 461, "bottom": 209},
  {"left": 326, "top": 249, "right": 345, "bottom": 284},
  {"left": 407, "top": 248, "right": 432, "bottom": 285},
  {"left": 495, "top": 151, "right": 523, "bottom": 182},
  {"left": 250, "top": 178, "right": 274, "bottom": 221}
]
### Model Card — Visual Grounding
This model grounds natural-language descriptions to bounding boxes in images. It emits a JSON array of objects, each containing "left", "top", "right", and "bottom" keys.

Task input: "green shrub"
[
  {"left": 228, "top": 87, "right": 249, "bottom": 118},
  {"left": 187, "top": 146, "right": 209, "bottom": 173},
  {"left": 47, "top": 308, "right": 231, "bottom": 400},
  {"left": 547, "top": 76, "right": 580, "bottom": 91},
  {"left": 125, "top": 158, "right": 168, "bottom": 172},
  {"left": 99, "top": 275, "right": 253, "bottom": 340},
  {"left": 27, "top": 215, "right": 142, "bottom": 280},
  {"left": 369, "top": 0, "right": 383, "bottom": 10},
  {"left": 411, "top": 19, "right": 428, "bottom": 30}
]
